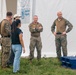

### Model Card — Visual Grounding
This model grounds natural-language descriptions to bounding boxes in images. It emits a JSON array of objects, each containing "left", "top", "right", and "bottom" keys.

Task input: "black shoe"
[{"left": 6, "top": 65, "right": 10, "bottom": 68}]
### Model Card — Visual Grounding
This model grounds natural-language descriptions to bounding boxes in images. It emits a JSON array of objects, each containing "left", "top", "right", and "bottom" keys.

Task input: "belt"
[
  {"left": 2, "top": 36, "right": 10, "bottom": 37},
  {"left": 31, "top": 35, "right": 40, "bottom": 37},
  {"left": 56, "top": 32, "right": 62, "bottom": 34}
]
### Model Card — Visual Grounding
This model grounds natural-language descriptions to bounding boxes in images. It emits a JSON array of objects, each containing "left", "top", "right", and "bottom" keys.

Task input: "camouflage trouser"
[
  {"left": 29, "top": 36, "right": 42, "bottom": 60},
  {"left": 55, "top": 34, "right": 67, "bottom": 59},
  {"left": 1, "top": 37, "right": 11, "bottom": 68}
]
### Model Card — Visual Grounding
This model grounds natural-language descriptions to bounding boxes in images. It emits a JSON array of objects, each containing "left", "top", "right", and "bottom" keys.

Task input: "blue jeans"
[{"left": 12, "top": 44, "right": 22, "bottom": 73}]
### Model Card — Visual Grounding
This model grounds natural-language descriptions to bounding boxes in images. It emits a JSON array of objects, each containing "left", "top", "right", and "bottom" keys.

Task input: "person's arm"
[
  {"left": 65, "top": 20, "right": 73, "bottom": 33},
  {"left": 19, "top": 33, "right": 25, "bottom": 53},
  {"left": 36, "top": 24, "right": 43, "bottom": 32},
  {"left": 4, "top": 22, "right": 11, "bottom": 36},
  {"left": 29, "top": 24, "right": 37, "bottom": 33},
  {"left": 51, "top": 20, "right": 56, "bottom": 35}
]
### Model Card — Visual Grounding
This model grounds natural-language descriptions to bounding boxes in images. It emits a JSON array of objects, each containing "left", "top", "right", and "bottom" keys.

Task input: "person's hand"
[
  {"left": 53, "top": 32, "right": 56, "bottom": 36},
  {"left": 39, "top": 26, "right": 43, "bottom": 29},
  {"left": 62, "top": 32, "right": 66, "bottom": 35},
  {"left": 32, "top": 25, "right": 36, "bottom": 29},
  {"left": 22, "top": 47, "right": 25, "bottom": 53}
]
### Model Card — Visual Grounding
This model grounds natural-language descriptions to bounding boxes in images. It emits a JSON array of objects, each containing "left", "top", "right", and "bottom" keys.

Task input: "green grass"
[{"left": 0, "top": 57, "right": 76, "bottom": 75}]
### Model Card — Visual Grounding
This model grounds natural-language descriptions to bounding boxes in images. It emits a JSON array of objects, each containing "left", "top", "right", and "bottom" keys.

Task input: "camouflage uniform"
[
  {"left": 51, "top": 18, "right": 73, "bottom": 59},
  {"left": 29, "top": 22, "right": 43, "bottom": 60},
  {"left": 1, "top": 19, "right": 11, "bottom": 68}
]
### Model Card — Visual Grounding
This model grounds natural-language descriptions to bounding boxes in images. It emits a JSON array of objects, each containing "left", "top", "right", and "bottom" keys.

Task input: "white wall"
[
  {"left": 22, "top": 0, "right": 76, "bottom": 57},
  {"left": 34, "top": 0, "right": 76, "bottom": 57},
  {"left": 0, "top": 0, "right": 76, "bottom": 57},
  {"left": 0, "top": 0, "right": 6, "bottom": 21}
]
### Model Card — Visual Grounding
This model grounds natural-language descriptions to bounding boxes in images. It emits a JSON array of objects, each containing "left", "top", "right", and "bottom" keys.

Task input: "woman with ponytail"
[{"left": 12, "top": 19, "right": 25, "bottom": 73}]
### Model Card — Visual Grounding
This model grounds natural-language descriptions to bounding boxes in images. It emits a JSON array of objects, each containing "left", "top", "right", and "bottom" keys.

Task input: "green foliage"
[{"left": 0, "top": 57, "right": 76, "bottom": 75}]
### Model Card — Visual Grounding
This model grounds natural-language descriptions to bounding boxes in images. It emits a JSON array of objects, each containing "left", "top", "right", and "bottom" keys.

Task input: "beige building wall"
[{"left": 6, "top": 0, "right": 17, "bottom": 15}]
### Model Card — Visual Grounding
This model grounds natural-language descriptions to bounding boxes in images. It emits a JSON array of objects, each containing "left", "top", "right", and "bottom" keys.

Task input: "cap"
[{"left": 13, "top": 14, "right": 21, "bottom": 18}]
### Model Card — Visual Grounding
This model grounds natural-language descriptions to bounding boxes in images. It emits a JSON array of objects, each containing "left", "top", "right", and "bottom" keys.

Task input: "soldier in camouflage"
[
  {"left": 51, "top": 11, "right": 73, "bottom": 59},
  {"left": 1, "top": 12, "right": 13, "bottom": 68},
  {"left": 29, "top": 15, "right": 43, "bottom": 61}
]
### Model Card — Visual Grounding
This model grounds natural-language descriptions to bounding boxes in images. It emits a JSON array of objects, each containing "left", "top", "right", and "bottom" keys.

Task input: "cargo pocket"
[{"left": 2, "top": 38, "right": 11, "bottom": 46}]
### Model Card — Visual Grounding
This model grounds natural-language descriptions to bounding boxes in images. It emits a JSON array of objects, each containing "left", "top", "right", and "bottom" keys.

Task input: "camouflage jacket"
[
  {"left": 29, "top": 22, "right": 43, "bottom": 37},
  {"left": 1, "top": 19, "right": 11, "bottom": 37},
  {"left": 51, "top": 18, "right": 73, "bottom": 33}
]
